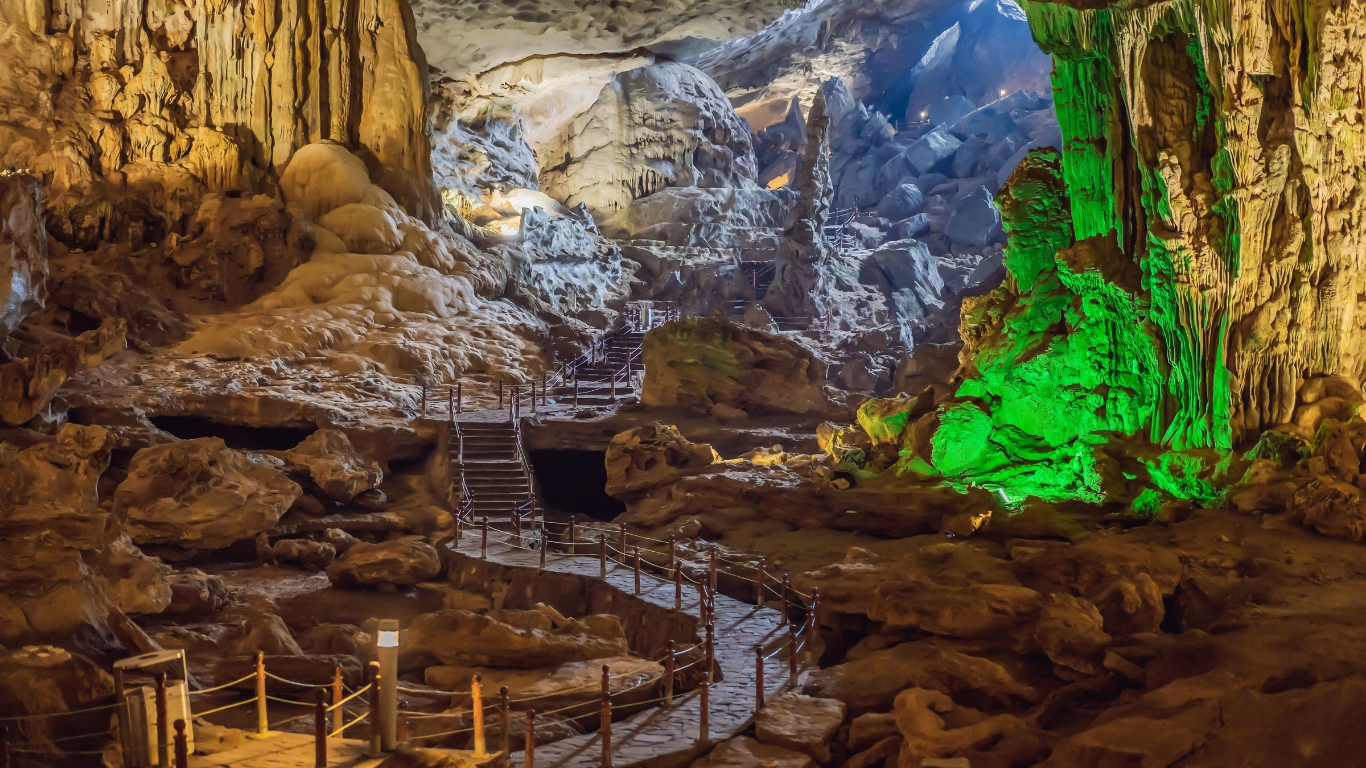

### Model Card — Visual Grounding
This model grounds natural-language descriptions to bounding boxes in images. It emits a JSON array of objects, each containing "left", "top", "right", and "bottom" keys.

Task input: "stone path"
[
  {"left": 188, "top": 733, "right": 383, "bottom": 767},
  {"left": 450, "top": 535, "right": 802, "bottom": 768}
]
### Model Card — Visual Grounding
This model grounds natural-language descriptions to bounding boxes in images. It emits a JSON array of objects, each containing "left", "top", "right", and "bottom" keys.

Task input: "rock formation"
[{"left": 763, "top": 90, "right": 834, "bottom": 320}]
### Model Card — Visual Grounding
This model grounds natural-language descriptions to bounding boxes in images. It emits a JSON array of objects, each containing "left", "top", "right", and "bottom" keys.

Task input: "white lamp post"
[{"left": 377, "top": 620, "right": 400, "bottom": 751}]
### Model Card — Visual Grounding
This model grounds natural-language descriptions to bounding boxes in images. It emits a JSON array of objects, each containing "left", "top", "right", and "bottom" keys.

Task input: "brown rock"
[
  {"left": 164, "top": 568, "right": 231, "bottom": 616},
  {"left": 893, "top": 688, "right": 1046, "bottom": 768},
  {"left": 115, "top": 437, "right": 302, "bottom": 549},
  {"left": 1031, "top": 593, "right": 1111, "bottom": 676},
  {"left": 299, "top": 623, "right": 373, "bottom": 656},
  {"left": 869, "top": 580, "right": 1043, "bottom": 639},
  {"left": 402, "top": 609, "right": 629, "bottom": 670},
  {"left": 0, "top": 317, "right": 126, "bottom": 426},
  {"left": 605, "top": 423, "right": 720, "bottom": 498},
  {"left": 642, "top": 315, "right": 830, "bottom": 416},
  {"left": 847, "top": 711, "right": 900, "bottom": 752},
  {"left": 1288, "top": 475, "right": 1366, "bottom": 542},
  {"left": 755, "top": 692, "right": 847, "bottom": 765},
  {"left": 282, "top": 429, "right": 384, "bottom": 501},
  {"left": 690, "top": 736, "right": 817, "bottom": 768},
  {"left": 802, "top": 641, "right": 1039, "bottom": 715},
  {"left": 1085, "top": 573, "right": 1166, "bottom": 635},
  {"left": 0, "top": 173, "right": 47, "bottom": 339},
  {"left": 273, "top": 538, "right": 336, "bottom": 570},
  {"left": 0, "top": 646, "right": 116, "bottom": 753},
  {"left": 326, "top": 539, "right": 442, "bottom": 588},
  {"left": 50, "top": 268, "right": 191, "bottom": 350}
]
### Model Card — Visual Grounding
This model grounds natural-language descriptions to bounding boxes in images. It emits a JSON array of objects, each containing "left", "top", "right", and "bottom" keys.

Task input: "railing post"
[
  {"left": 698, "top": 680, "right": 709, "bottom": 745},
  {"left": 709, "top": 546, "right": 717, "bottom": 592},
  {"left": 756, "top": 558, "right": 766, "bottom": 609},
  {"left": 569, "top": 515, "right": 577, "bottom": 556},
  {"left": 499, "top": 687, "right": 511, "bottom": 757},
  {"left": 457, "top": 381, "right": 462, "bottom": 414},
  {"left": 664, "top": 641, "right": 675, "bottom": 706},
  {"left": 174, "top": 719, "right": 188, "bottom": 768},
  {"left": 781, "top": 573, "right": 790, "bottom": 617},
  {"left": 472, "top": 674, "right": 486, "bottom": 756},
  {"left": 755, "top": 646, "right": 765, "bottom": 712},
  {"left": 600, "top": 665, "right": 612, "bottom": 768},
  {"left": 705, "top": 623, "right": 715, "bottom": 682},
  {"left": 155, "top": 672, "right": 169, "bottom": 768},
  {"left": 668, "top": 534, "right": 676, "bottom": 577},
  {"left": 255, "top": 653, "right": 268, "bottom": 735},
  {"left": 618, "top": 523, "right": 626, "bottom": 565},
  {"left": 332, "top": 666, "right": 344, "bottom": 734},
  {"left": 633, "top": 546, "right": 640, "bottom": 595},
  {"left": 540, "top": 526, "right": 547, "bottom": 569},
  {"left": 674, "top": 567, "right": 682, "bottom": 611},
  {"left": 499, "top": 378, "right": 504, "bottom": 409},
  {"left": 698, "top": 585, "right": 707, "bottom": 624},
  {"left": 448, "top": 385, "right": 455, "bottom": 422},
  {"left": 512, "top": 503, "right": 521, "bottom": 547},
  {"left": 315, "top": 690, "right": 328, "bottom": 768},
  {"left": 526, "top": 709, "right": 537, "bottom": 768},
  {"left": 531, "top": 381, "right": 537, "bottom": 414},
  {"left": 788, "top": 623, "right": 798, "bottom": 681},
  {"left": 610, "top": 374, "right": 616, "bottom": 400},
  {"left": 573, "top": 378, "right": 579, "bottom": 408},
  {"left": 368, "top": 662, "right": 381, "bottom": 757},
  {"left": 541, "top": 371, "right": 547, "bottom": 406},
  {"left": 599, "top": 535, "right": 608, "bottom": 578},
  {"left": 481, "top": 517, "right": 488, "bottom": 559}
]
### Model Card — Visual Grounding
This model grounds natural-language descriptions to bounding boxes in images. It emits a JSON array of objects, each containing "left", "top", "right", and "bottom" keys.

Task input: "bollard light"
[{"left": 377, "top": 620, "right": 400, "bottom": 751}]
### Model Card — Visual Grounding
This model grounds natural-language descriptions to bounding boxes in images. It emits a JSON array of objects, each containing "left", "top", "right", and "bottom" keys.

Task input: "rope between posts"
[
  {"left": 325, "top": 685, "right": 372, "bottom": 712},
  {"left": 332, "top": 710, "right": 368, "bottom": 737},
  {"left": 264, "top": 695, "right": 317, "bottom": 707},
  {"left": 190, "top": 672, "right": 258, "bottom": 694},
  {"left": 193, "top": 697, "right": 259, "bottom": 718},
  {"left": 0, "top": 701, "right": 123, "bottom": 721}
]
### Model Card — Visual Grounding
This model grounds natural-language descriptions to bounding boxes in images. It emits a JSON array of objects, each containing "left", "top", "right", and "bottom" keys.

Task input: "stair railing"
[{"left": 451, "top": 422, "right": 474, "bottom": 528}]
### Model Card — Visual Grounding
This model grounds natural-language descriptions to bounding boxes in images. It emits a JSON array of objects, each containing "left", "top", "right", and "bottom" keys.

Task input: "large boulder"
[
  {"left": 755, "top": 692, "right": 846, "bottom": 764},
  {"left": 401, "top": 608, "right": 630, "bottom": 670},
  {"left": 281, "top": 429, "right": 383, "bottom": 501},
  {"left": 690, "top": 736, "right": 816, "bottom": 768},
  {"left": 943, "top": 186, "right": 1002, "bottom": 246},
  {"left": 642, "top": 316, "right": 829, "bottom": 417},
  {"left": 604, "top": 423, "right": 720, "bottom": 498},
  {"left": 114, "top": 438, "right": 302, "bottom": 550},
  {"left": 326, "top": 539, "right": 442, "bottom": 588}
]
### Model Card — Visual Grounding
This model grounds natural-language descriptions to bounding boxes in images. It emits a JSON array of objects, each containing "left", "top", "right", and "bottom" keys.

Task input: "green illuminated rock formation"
[{"left": 927, "top": 0, "right": 1366, "bottom": 504}]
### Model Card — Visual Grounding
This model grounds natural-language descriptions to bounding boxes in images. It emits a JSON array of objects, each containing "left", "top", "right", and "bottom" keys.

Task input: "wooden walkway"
[{"left": 448, "top": 535, "right": 800, "bottom": 768}]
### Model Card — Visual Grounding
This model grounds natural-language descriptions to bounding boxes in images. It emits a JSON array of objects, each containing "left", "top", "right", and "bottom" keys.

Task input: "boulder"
[
  {"left": 642, "top": 316, "right": 829, "bottom": 416},
  {"left": 1031, "top": 593, "right": 1111, "bottom": 676},
  {"left": 402, "top": 609, "right": 629, "bottom": 670},
  {"left": 604, "top": 423, "right": 721, "bottom": 498},
  {"left": 875, "top": 183, "right": 925, "bottom": 221},
  {"left": 894, "top": 688, "right": 1047, "bottom": 768},
  {"left": 164, "top": 569, "right": 231, "bottom": 616},
  {"left": 943, "top": 186, "right": 1001, "bottom": 246},
  {"left": 802, "top": 641, "right": 1039, "bottom": 715},
  {"left": 867, "top": 580, "right": 1043, "bottom": 638},
  {"left": 904, "top": 128, "right": 961, "bottom": 176},
  {"left": 0, "top": 646, "right": 116, "bottom": 752},
  {"left": 754, "top": 692, "right": 846, "bottom": 765},
  {"left": 1288, "top": 476, "right": 1366, "bottom": 542},
  {"left": 115, "top": 438, "right": 302, "bottom": 550},
  {"left": 273, "top": 538, "right": 336, "bottom": 570},
  {"left": 950, "top": 137, "right": 989, "bottom": 178},
  {"left": 299, "top": 623, "right": 373, "bottom": 656},
  {"left": 281, "top": 429, "right": 383, "bottom": 501},
  {"left": 326, "top": 539, "right": 442, "bottom": 588},
  {"left": 0, "top": 317, "right": 127, "bottom": 426},
  {"left": 690, "top": 736, "right": 816, "bottom": 768}
]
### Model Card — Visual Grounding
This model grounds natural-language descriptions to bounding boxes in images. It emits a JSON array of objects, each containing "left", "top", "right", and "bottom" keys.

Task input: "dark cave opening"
[
  {"left": 150, "top": 415, "right": 317, "bottom": 451},
  {"left": 529, "top": 449, "right": 625, "bottom": 520}
]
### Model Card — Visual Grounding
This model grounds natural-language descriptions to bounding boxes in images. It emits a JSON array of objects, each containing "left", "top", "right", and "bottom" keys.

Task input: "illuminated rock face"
[{"left": 933, "top": 0, "right": 1366, "bottom": 501}]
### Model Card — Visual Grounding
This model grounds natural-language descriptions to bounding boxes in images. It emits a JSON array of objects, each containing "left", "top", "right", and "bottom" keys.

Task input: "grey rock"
[
  {"left": 951, "top": 136, "right": 989, "bottom": 178},
  {"left": 895, "top": 214, "right": 931, "bottom": 239},
  {"left": 875, "top": 183, "right": 925, "bottom": 221},
  {"left": 927, "top": 95, "right": 976, "bottom": 128},
  {"left": 904, "top": 128, "right": 962, "bottom": 175},
  {"left": 945, "top": 186, "right": 1002, "bottom": 246}
]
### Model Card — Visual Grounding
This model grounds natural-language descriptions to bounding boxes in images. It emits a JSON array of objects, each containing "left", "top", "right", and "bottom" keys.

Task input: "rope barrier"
[
  {"left": 325, "top": 685, "right": 372, "bottom": 712},
  {"left": 264, "top": 695, "right": 316, "bottom": 707},
  {"left": 189, "top": 672, "right": 258, "bottom": 695},
  {"left": 191, "top": 697, "right": 259, "bottom": 718},
  {"left": 332, "top": 710, "right": 368, "bottom": 737},
  {"left": 264, "top": 671, "right": 334, "bottom": 689}
]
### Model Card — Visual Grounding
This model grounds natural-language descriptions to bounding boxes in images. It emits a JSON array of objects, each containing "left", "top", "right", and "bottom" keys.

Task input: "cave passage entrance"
[
  {"left": 150, "top": 415, "right": 317, "bottom": 451},
  {"left": 529, "top": 449, "right": 625, "bottom": 521}
]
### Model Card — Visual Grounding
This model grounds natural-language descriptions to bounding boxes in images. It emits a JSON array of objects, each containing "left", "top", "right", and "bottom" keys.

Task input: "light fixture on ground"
[{"left": 377, "top": 620, "right": 400, "bottom": 751}]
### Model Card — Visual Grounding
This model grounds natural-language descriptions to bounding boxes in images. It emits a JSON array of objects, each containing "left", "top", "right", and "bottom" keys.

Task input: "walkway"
[
  {"left": 447, "top": 534, "right": 802, "bottom": 768},
  {"left": 189, "top": 734, "right": 382, "bottom": 767}
]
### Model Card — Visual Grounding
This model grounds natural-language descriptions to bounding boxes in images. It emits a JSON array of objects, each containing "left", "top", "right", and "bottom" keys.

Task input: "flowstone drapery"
[{"left": 927, "top": 0, "right": 1366, "bottom": 503}]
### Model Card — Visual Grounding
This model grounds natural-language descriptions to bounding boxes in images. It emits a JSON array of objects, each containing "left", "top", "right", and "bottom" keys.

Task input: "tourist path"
[{"left": 448, "top": 534, "right": 804, "bottom": 768}]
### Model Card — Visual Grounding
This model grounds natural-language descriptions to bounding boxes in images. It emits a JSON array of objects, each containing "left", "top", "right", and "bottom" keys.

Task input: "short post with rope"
[
  {"left": 481, "top": 517, "right": 488, "bottom": 559},
  {"left": 709, "top": 546, "right": 717, "bottom": 591},
  {"left": 315, "top": 690, "right": 327, "bottom": 768},
  {"left": 499, "top": 686, "right": 511, "bottom": 757},
  {"left": 788, "top": 623, "right": 798, "bottom": 680},
  {"left": 664, "top": 640, "right": 675, "bottom": 705},
  {"left": 705, "top": 623, "right": 715, "bottom": 682},
  {"left": 600, "top": 665, "right": 612, "bottom": 768},
  {"left": 755, "top": 646, "right": 765, "bottom": 712},
  {"left": 332, "top": 666, "right": 344, "bottom": 734},
  {"left": 457, "top": 382, "right": 463, "bottom": 414},
  {"left": 472, "top": 674, "right": 486, "bottom": 757},
  {"left": 499, "top": 378, "right": 504, "bottom": 409},
  {"left": 368, "top": 662, "right": 381, "bottom": 757},
  {"left": 618, "top": 522, "right": 626, "bottom": 565},
  {"left": 170, "top": 719, "right": 188, "bottom": 768},
  {"left": 781, "top": 573, "right": 790, "bottom": 617},
  {"left": 255, "top": 652, "right": 268, "bottom": 735},
  {"left": 668, "top": 534, "right": 676, "bottom": 576},
  {"left": 526, "top": 710, "right": 537, "bottom": 768},
  {"left": 698, "top": 584, "right": 708, "bottom": 625},
  {"left": 448, "top": 385, "right": 455, "bottom": 421},
  {"left": 573, "top": 378, "right": 579, "bottom": 408},
  {"left": 674, "top": 567, "right": 682, "bottom": 611},
  {"left": 155, "top": 672, "right": 169, "bottom": 768},
  {"left": 599, "top": 535, "right": 608, "bottom": 578},
  {"left": 569, "top": 515, "right": 577, "bottom": 555},
  {"left": 698, "top": 680, "right": 710, "bottom": 745},
  {"left": 633, "top": 546, "right": 641, "bottom": 594},
  {"left": 756, "top": 558, "right": 766, "bottom": 608}
]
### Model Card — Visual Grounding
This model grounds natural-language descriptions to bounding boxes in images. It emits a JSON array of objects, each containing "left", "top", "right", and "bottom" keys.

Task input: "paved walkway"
[
  {"left": 449, "top": 535, "right": 801, "bottom": 768},
  {"left": 189, "top": 733, "right": 383, "bottom": 767}
]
